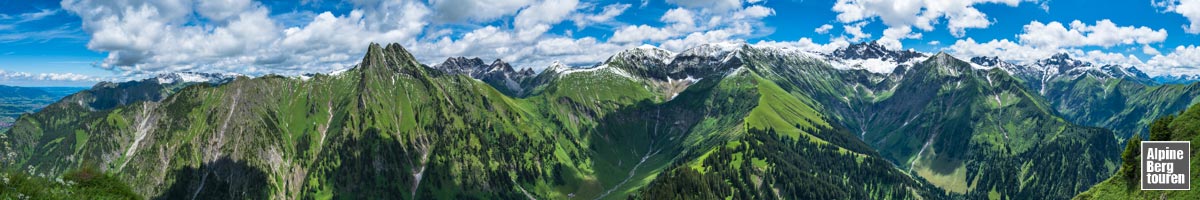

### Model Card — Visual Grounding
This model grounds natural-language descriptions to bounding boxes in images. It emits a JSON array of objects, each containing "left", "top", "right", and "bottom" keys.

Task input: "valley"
[{"left": 1, "top": 42, "right": 1198, "bottom": 199}]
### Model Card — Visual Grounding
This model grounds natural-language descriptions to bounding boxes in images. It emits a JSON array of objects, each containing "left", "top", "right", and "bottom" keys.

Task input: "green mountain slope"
[
  {"left": 0, "top": 42, "right": 1132, "bottom": 199},
  {"left": 739, "top": 48, "right": 1121, "bottom": 199},
  {"left": 2, "top": 44, "right": 595, "bottom": 199},
  {"left": 1, "top": 43, "right": 939, "bottom": 199},
  {"left": 634, "top": 69, "right": 948, "bottom": 199},
  {"left": 1075, "top": 103, "right": 1200, "bottom": 199},
  {"left": 1042, "top": 72, "right": 1200, "bottom": 140},
  {"left": 1, "top": 167, "right": 140, "bottom": 199},
  {"left": 0, "top": 86, "right": 86, "bottom": 132},
  {"left": 976, "top": 54, "right": 1200, "bottom": 141}
]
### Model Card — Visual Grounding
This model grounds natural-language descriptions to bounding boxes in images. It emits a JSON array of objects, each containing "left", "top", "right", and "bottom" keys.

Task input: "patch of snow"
[
  {"left": 679, "top": 42, "right": 744, "bottom": 59},
  {"left": 558, "top": 64, "right": 635, "bottom": 80},
  {"left": 725, "top": 66, "right": 748, "bottom": 78},
  {"left": 857, "top": 58, "right": 897, "bottom": 74},
  {"left": 330, "top": 67, "right": 350, "bottom": 76},
  {"left": 970, "top": 62, "right": 993, "bottom": 70},
  {"left": 827, "top": 55, "right": 928, "bottom": 74}
]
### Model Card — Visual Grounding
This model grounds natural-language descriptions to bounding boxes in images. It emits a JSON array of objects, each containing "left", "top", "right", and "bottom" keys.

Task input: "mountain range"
[
  {"left": 0, "top": 85, "right": 87, "bottom": 132},
  {"left": 2, "top": 41, "right": 1200, "bottom": 199}
]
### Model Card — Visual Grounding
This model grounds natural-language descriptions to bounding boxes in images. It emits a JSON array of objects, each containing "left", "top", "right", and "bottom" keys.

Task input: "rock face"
[
  {"left": 10, "top": 41, "right": 1200, "bottom": 199},
  {"left": 433, "top": 57, "right": 536, "bottom": 96},
  {"left": 970, "top": 53, "right": 1200, "bottom": 138},
  {"left": 830, "top": 40, "right": 926, "bottom": 64}
]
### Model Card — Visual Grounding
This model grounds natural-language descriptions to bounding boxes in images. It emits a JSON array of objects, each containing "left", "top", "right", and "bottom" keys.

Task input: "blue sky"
[{"left": 2, "top": 0, "right": 1200, "bottom": 86}]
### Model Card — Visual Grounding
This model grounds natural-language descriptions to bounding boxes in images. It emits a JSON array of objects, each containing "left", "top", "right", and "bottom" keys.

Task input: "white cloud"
[
  {"left": 814, "top": 24, "right": 834, "bottom": 34},
  {"left": 1147, "top": 45, "right": 1200, "bottom": 75},
  {"left": 832, "top": 0, "right": 1033, "bottom": 48},
  {"left": 514, "top": 0, "right": 579, "bottom": 40},
  {"left": 843, "top": 22, "right": 872, "bottom": 42},
  {"left": 659, "top": 23, "right": 754, "bottom": 51},
  {"left": 62, "top": 0, "right": 429, "bottom": 77},
  {"left": 1144, "top": 45, "right": 1162, "bottom": 55},
  {"left": 0, "top": 69, "right": 99, "bottom": 82},
  {"left": 666, "top": 0, "right": 744, "bottom": 12},
  {"left": 753, "top": 37, "right": 851, "bottom": 54},
  {"left": 661, "top": 8, "right": 697, "bottom": 26},
  {"left": 571, "top": 3, "right": 631, "bottom": 28},
  {"left": 610, "top": 25, "right": 676, "bottom": 43},
  {"left": 427, "top": 0, "right": 535, "bottom": 23},
  {"left": 56, "top": 0, "right": 786, "bottom": 78},
  {"left": 735, "top": 5, "right": 775, "bottom": 19},
  {"left": 195, "top": 0, "right": 254, "bottom": 22},
  {"left": 1079, "top": 50, "right": 1145, "bottom": 67},
  {"left": 1018, "top": 20, "right": 1167, "bottom": 48},
  {"left": 949, "top": 37, "right": 1152, "bottom": 71},
  {"left": 949, "top": 19, "right": 1173, "bottom": 72},
  {"left": 608, "top": 4, "right": 773, "bottom": 52},
  {"left": 879, "top": 26, "right": 920, "bottom": 49},
  {"left": 949, "top": 38, "right": 1058, "bottom": 64},
  {"left": 1154, "top": 0, "right": 1200, "bottom": 34}
]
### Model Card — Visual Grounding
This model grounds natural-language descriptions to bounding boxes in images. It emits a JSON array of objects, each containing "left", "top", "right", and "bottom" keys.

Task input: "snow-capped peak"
[
  {"left": 612, "top": 45, "right": 676, "bottom": 64},
  {"left": 825, "top": 41, "right": 928, "bottom": 74},
  {"left": 677, "top": 42, "right": 747, "bottom": 59},
  {"left": 545, "top": 61, "right": 570, "bottom": 73},
  {"left": 155, "top": 72, "right": 237, "bottom": 84}
]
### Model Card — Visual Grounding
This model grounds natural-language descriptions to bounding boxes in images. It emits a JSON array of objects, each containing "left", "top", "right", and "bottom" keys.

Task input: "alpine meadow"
[{"left": 3, "top": 0, "right": 1200, "bottom": 199}]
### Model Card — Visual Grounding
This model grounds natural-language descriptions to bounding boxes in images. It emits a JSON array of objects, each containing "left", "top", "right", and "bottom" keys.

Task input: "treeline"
[
  {"left": 1, "top": 166, "right": 141, "bottom": 199},
  {"left": 1075, "top": 105, "right": 1200, "bottom": 199},
  {"left": 634, "top": 126, "right": 951, "bottom": 199}
]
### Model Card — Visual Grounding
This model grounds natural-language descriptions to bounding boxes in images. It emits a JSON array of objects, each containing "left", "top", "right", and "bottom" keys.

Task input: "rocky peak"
[
  {"left": 611, "top": 45, "right": 675, "bottom": 64},
  {"left": 518, "top": 67, "right": 536, "bottom": 77},
  {"left": 435, "top": 57, "right": 487, "bottom": 75},
  {"left": 359, "top": 43, "right": 420, "bottom": 74},
  {"left": 831, "top": 41, "right": 925, "bottom": 63},
  {"left": 488, "top": 59, "right": 515, "bottom": 74},
  {"left": 677, "top": 42, "right": 747, "bottom": 59},
  {"left": 154, "top": 72, "right": 237, "bottom": 85},
  {"left": 544, "top": 61, "right": 570, "bottom": 73},
  {"left": 1037, "top": 53, "right": 1090, "bottom": 72},
  {"left": 969, "top": 56, "right": 1004, "bottom": 67}
]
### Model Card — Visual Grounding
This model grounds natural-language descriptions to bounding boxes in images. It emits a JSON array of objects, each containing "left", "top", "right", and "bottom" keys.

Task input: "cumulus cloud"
[
  {"left": 814, "top": 24, "right": 834, "bottom": 34},
  {"left": 842, "top": 22, "right": 872, "bottom": 42},
  {"left": 58, "top": 0, "right": 690, "bottom": 77},
  {"left": 1147, "top": 45, "right": 1200, "bottom": 75},
  {"left": 949, "top": 38, "right": 1058, "bottom": 64},
  {"left": 949, "top": 37, "right": 1158, "bottom": 74},
  {"left": 608, "top": 3, "right": 775, "bottom": 52},
  {"left": 1018, "top": 20, "right": 1167, "bottom": 48},
  {"left": 1144, "top": 45, "right": 1162, "bottom": 55},
  {"left": 950, "top": 20, "right": 1170, "bottom": 67},
  {"left": 1154, "top": 0, "right": 1200, "bottom": 34},
  {"left": 571, "top": 3, "right": 631, "bottom": 28},
  {"left": 753, "top": 37, "right": 851, "bottom": 54},
  {"left": 52, "top": 0, "right": 566, "bottom": 77},
  {"left": 1078, "top": 50, "right": 1146, "bottom": 67},
  {"left": 0, "top": 69, "right": 98, "bottom": 82},
  {"left": 427, "top": 0, "right": 535, "bottom": 23},
  {"left": 832, "top": 0, "right": 1034, "bottom": 48},
  {"left": 666, "top": 0, "right": 744, "bottom": 12}
]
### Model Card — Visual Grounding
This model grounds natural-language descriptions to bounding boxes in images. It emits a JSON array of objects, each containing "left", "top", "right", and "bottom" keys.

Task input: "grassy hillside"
[
  {"left": 0, "top": 86, "right": 86, "bottom": 132},
  {"left": 1075, "top": 103, "right": 1200, "bottom": 199},
  {"left": 1, "top": 166, "right": 140, "bottom": 199},
  {"left": 1043, "top": 73, "right": 1200, "bottom": 141},
  {"left": 0, "top": 43, "right": 1133, "bottom": 199}
]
